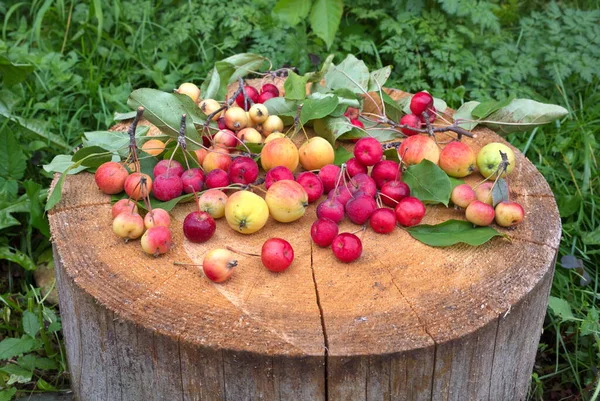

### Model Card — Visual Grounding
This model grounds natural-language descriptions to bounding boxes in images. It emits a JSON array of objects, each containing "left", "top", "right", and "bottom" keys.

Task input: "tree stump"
[{"left": 48, "top": 89, "right": 561, "bottom": 401}]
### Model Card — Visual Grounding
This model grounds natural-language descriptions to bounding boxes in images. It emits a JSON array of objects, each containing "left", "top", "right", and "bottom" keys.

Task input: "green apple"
[{"left": 476, "top": 142, "right": 516, "bottom": 179}]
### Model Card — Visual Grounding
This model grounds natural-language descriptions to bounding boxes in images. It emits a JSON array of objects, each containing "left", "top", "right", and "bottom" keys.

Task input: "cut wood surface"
[{"left": 49, "top": 87, "right": 561, "bottom": 401}]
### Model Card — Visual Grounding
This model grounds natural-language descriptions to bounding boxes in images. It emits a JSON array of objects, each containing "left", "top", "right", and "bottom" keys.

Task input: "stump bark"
[{"left": 48, "top": 88, "right": 561, "bottom": 401}]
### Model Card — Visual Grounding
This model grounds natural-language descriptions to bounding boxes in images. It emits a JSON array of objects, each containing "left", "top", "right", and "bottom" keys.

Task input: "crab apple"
[
  {"left": 152, "top": 173, "right": 183, "bottom": 201},
  {"left": 296, "top": 172, "right": 324, "bottom": 203},
  {"left": 419, "top": 106, "right": 437, "bottom": 125},
  {"left": 228, "top": 156, "right": 259, "bottom": 185},
  {"left": 451, "top": 184, "right": 476, "bottom": 208},
  {"left": 197, "top": 189, "right": 228, "bottom": 219},
  {"left": 261, "top": 83, "right": 280, "bottom": 97},
  {"left": 345, "top": 195, "right": 377, "bottom": 225},
  {"left": 399, "top": 114, "right": 422, "bottom": 136},
  {"left": 331, "top": 233, "right": 362, "bottom": 263},
  {"left": 311, "top": 218, "right": 339, "bottom": 247},
  {"left": 439, "top": 141, "right": 477, "bottom": 178},
  {"left": 183, "top": 211, "right": 216, "bottom": 243},
  {"left": 245, "top": 111, "right": 256, "bottom": 128},
  {"left": 298, "top": 137, "right": 335, "bottom": 171},
  {"left": 395, "top": 196, "right": 426, "bottom": 227},
  {"left": 224, "top": 107, "right": 248, "bottom": 131},
  {"left": 380, "top": 180, "right": 410, "bottom": 207},
  {"left": 235, "top": 86, "right": 259, "bottom": 110},
  {"left": 474, "top": 181, "right": 494, "bottom": 206},
  {"left": 261, "top": 137, "right": 299, "bottom": 172},
  {"left": 248, "top": 104, "right": 269, "bottom": 124},
  {"left": 175, "top": 82, "right": 201, "bottom": 103},
  {"left": 265, "top": 180, "right": 308, "bottom": 223},
  {"left": 95, "top": 162, "right": 129, "bottom": 194},
  {"left": 398, "top": 135, "right": 440, "bottom": 165},
  {"left": 112, "top": 199, "right": 138, "bottom": 218},
  {"left": 370, "top": 208, "right": 397, "bottom": 234},
  {"left": 203, "top": 248, "right": 238, "bottom": 283},
  {"left": 225, "top": 190, "right": 269, "bottom": 234},
  {"left": 181, "top": 168, "right": 205, "bottom": 194},
  {"left": 346, "top": 157, "right": 368, "bottom": 177},
  {"left": 494, "top": 201, "right": 525, "bottom": 227},
  {"left": 344, "top": 107, "right": 360, "bottom": 120},
  {"left": 237, "top": 128, "right": 263, "bottom": 144},
  {"left": 348, "top": 173, "right": 377, "bottom": 197},
  {"left": 477, "top": 142, "right": 516, "bottom": 179},
  {"left": 195, "top": 148, "right": 208, "bottom": 165},
  {"left": 354, "top": 137, "right": 383, "bottom": 166},
  {"left": 124, "top": 173, "right": 153, "bottom": 200},
  {"left": 217, "top": 117, "right": 226, "bottom": 130},
  {"left": 318, "top": 164, "right": 341, "bottom": 194},
  {"left": 205, "top": 169, "right": 230, "bottom": 189},
  {"left": 261, "top": 115, "right": 284, "bottom": 136},
  {"left": 202, "top": 149, "right": 232, "bottom": 173},
  {"left": 112, "top": 211, "right": 145, "bottom": 240},
  {"left": 200, "top": 99, "right": 222, "bottom": 121},
  {"left": 213, "top": 129, "right": 238, "bottom": 148},
  {"left": 261, "top": 238, "right": 294, "bottom": 273},
  {"left": 265, "top": 166, "right": 294, "bottom": 189},
  {"left": 465, "top": 200, "right": 495, "bottom": 226},
  {"left": 371, "top": 160, "right": 401, "bottom": 189},
  {"left": 264, "top": 132, "right": 285, "bottom": 143},
  {"left": 410, "top": 92, "right": 434, "bottom": 116},
  {"left": 141, "top": 139, "right": 166, "bottom": 156},
  {"left": 142, "top": 209, "right": 170, "bottom": 230},
  {"left": 153, "top": 159, "right": 184, "bottom": 178},
  {"left": 350, "top": 119, "right": 364, "bottom": 129},
  {"left": 141, "top": 226, "right": 172, "bottom": 256},
  {"left": 257, "top": 91, "right": 276, "bottom": 104},
  {"left": 316, "top": 198, "right": 345, "bottom": 223},
  {"left": 327, "top": 185, "right": 353, "bottom": 207}
]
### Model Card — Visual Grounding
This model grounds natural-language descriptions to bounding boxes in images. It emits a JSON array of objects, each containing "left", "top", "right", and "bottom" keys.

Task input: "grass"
[{"left": 0, "top": 0, "right": 599, "bottom": 399}]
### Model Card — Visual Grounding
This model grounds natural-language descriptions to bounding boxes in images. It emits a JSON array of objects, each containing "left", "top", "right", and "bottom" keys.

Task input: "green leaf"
[
  {"left": 138, "top": 193, "right": 195, "bottom": 212},
  {"left": 113, "top": 111, "right": 138, "bottom": 121},
  {"left": 36, "top": 378, "right": 58, "bottom": 391},
  {"left": 82, "top": 126, "right": 149, "bottom": 157},
  {"left": 313, "top": 116, "right": 353, "bottom": 145},
  {"left": 582, "top": 227, "right": 600, "bottom": 245},
  {"left": 1, "top": 363, "right": 33, "bottom": 385},
  {"left": 23, "top": 180, "right": 50, "bottom": 238},
  {"left": 127, "top": 89, "right": 203, "bottom": 147},
  {"left": 22, "top": 311, "right": 40, "bottom": 338},
  {"left": 491, "top": 178, "right": 509, "bottom": 207},
  {"left": 0, "top": 55, "right": 34, "bottom": 86},
  {"left": 403, "top": 160, "right": 453, "bottom": 206},
  {"left": 45, "top": 160, "right": 84, "bottom": 211},
  {"left": 0, "top": 127, "right": 27, "bottom": 181},
  {"left": 33, "top": 358, "right": 58, "bottom": 371},
  {"left": 273, "top": 0, "right": 312, "bottom": 25},
  {"left": 0, "top": 387, "right": 17, "bottom": 401},
  {"left": 72, "top": 146, "right": 112, "bottom": 168},
  {"left": 284, "top": 70, "right": 310, "bottom": 100},
  {"left": 309, "top": 0, "right": 343, "bottom": 50},
  {"left": 324, "top": 54, "right": 370, "bottom": 93},
  {"left": 481, "top": 99, "right": 569, "bottom": 135},
  {"left": 300, "top": 94, "right": 339, "bottom": 124},
  {"left": 221, "top": 53, "right": 267, "bottom": 84},
  {"left": 453, "top": 101, "right": 481, "bottom": 130},
  {"left": 333, "top": 146, "right": 353, "bottom": 165},
  {"left": 381, "top": 91, "right": 404, "bottom": 122},
  {"left": 367, "top": 66, "right": 392, "bottom": 91},
  {"left": 0, "top": 247, "right": 37, "bottom": 271},
  {"left": 263, "top": 97, "right": 299, "bottom": 117},
  {"left": 548, "top": 296, "right": 575, "bottom": 322},
  {"left": 306, "top": 54, "right": 335, "bottom": 83},
  {"left": 42, "top": 155, "right": 87, "bottom": 175},
  {"left": 0, "top": 194, "right": 29, "bottom": 230},
  {"left": 0, "top": 336, "right": 38, "bottom": 360},
  {"left": 201, "top": 54, "right": 266, "bottom": 101},
  {"left": 383, "top": 148, "right": 400, "bottom": 163},
  {"left": 471, "top": 96, "right": 515, "bottom": 119},
  {"left": 406, "top": 220, "right": 506, "bottom": 247},
  {"left": 448, "top": 177, "right": 465, "bottom": 189}
]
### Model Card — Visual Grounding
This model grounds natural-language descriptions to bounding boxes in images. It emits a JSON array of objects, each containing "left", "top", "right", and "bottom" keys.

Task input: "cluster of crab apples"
[{"left": 94, "top": 84, "right": 525, "bottom": 283}]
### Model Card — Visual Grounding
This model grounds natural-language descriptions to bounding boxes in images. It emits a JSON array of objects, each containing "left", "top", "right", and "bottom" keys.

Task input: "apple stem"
[
  {"left": 226, "top": 246, "right": 260, "bottom": 258},
  {"left": 249, "top": 184, "right": 268, "bottom": 195},
  {"left": 173, "top": 262, "right": 202, "bottom": 267},
  {"left": 378, "top": 192, "right": 399, "bottom": 205}
]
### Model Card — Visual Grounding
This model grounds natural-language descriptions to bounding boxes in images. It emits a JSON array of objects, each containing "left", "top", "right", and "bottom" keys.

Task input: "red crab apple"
[
  {"left": 346, "top": 157, "right": 367, "bottom": 177},
  {"left": 331, "top": 233, "right": 362, "bottom": 263},
  {"left": 203, "top": 248, "right": 238, "bottom": 283},
  {"left": 369, "top": 208, "right": 397, "bottom": 234},
  {"left": 197, "top": 189, "right": 227, "bottom": 219},
  {"left": 380, "top": 180, "right": 410, "bottom": 207},
  {"left": 474, "top": 181, "right": 494, "bottom": 206},
  {"left": 181, "top": 168, "right": 205, "bottom": 194},
  {"left": 265, "top": 166, "right": 295, "bottom": 189},
  {"left": 439, "top": 141, "right": 477, "bottom": 178},
  {"left": 111, "top": 199, "right": 138, "bottom": 218},
  {"left": 296, "top": 172, "right": 324, "bottom": 203},
  {"left": 311, "top": 218, "right": 339, "bottom": 247},
  {"left": 298, "top": 137, "right": 335, "bottom": 171},
  {"left": 409, "top": 92, "right": 434, "bottom": 115},
  {"left": 318, "top": 164, "right": 341, "bottom": 194},
  {"left": 261, "top": 83, "right": 280, "bottom": 97},
  {"left": 152, "top": 173, "right": 183, "bottom": 202},
  {"left": 344, "top": 107, "right": 360, "bottom": 120},
  {"left": 144, "top": 208, "right": 171, "bottom": 229},
  {"left": 261, "top": 137, "right": 299, "bottom": 173},
  {"left": 350, "top": 119, "right": 364, "bottom": 129},
  {"left": 112, "top": 211, "right": 145, "bottom": 240},
  {"left": 95, "top": 161, "right": 129, "bottom": 194},
  {"left": 419, "top": 106, "right": 437, "bottom": 125},
  {"left": 345, "top": 195, "right": 377, "bottom": 225},
  {"left": 202, "top": 148, "right": 232, "bottom": 173},
  {"left": 213, "top": 129, "right": 238, "bottom": 148},
  {"left": 183, "top": 211, "right": 216, "bottom": 243},
  {"left": 261, "top": 238, "right": 294, "bottom": 273},
  {"left": 205, "top": 169, "right": 230, "bottom": 189},
  {"left": 327, "top": 185, "right": 353, "bottom": 207},
  {"left": 451, "top": 184, "right": 476, "bottom": 208},
  {"left": 228, "top": 156, "right": 259, "bottom": 185},
  {"left": 494, "top": 201, "right": 525, "bottom": 227},
  {"left": 399, "top": 114, "right": 421, "bottom": 136},
  {"left": 395, "top": 196, "right": 426, "bottom": 227},
  {"left": 371, "top": 160, "right": 401, "bottom": 189},
  {"left": 465, "top": 200, "right": 495, "bottom": 226},
  {"left": 257, "top": 91, "right": 276, "bottom": 104},
  {"left": 235, "top": 86, "right": 259, "bottom": 110},
  {"left": 398, "top": 135, "right": 440, "bottom": 165},
  {"left": 354, "top": 137, "right": 383, "bottom": 166},
  {"left": 348, "top": 173, "right": 377, "bottom": 197},
  {"left": 124, "top": 173, "right": 152, "bottom": 201},
  {"left": 316, "top": 198, "right": 345, "bottom": 223},
  {"left": 153, "top": 159, "right": 184, "bottom": 178},
  {"left": 141, "top": 226, "right": 172, "bottom": 256},
  {"left": 265, "top": 180, "right": 308, "bottom": 223}
]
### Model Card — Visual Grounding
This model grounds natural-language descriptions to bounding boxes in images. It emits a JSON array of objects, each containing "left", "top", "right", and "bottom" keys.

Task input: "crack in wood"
[{"left": 309, "top": 241, "right": 329, "bottom": 400}]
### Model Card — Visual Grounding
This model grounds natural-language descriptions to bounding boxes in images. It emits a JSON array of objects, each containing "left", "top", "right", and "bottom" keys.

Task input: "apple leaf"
[
  {"left": 263, "top": 97, "right": 299, "bottom": 117},
  {"left": 480, "top": 99, "right": 568, "bottom": 135},
  {"left": 403, "top": 160, "right": 452, "bottom": 206},
  {"left": 82, "top": 126, "right": 149, "bottom": 157},
  {"left": 306, "top": 54, "right": 335, "bottom": 83},
  {"left": 406, "top": 219, "right": 506, "bottom": 247},
  {"left": 383, "top": 148, "right": 400, "bottom": 163},
  {"left": 113, "top": 111, "right": 138, "bottom": 121},
  {"left": 309, "top": 0, "right": 343, "bottom": 50},
  {"left": 453, "top": 101, "right": 480, "bottom": 130},
  {"left": 72, "top": 146, "right": 112, "bottom": 168},
  {"left": 301, "top": 94, "right": 339, "bottom": 124},
  {"left": 367, "top": 66, "right": 392, "bottom": 92},
  {"left": 284, "top": 70, "right": 310, "bottom": 100},
  {"left": 273, "top": 0, "right": 312, "bottom": 26},
  {"left": 471, "top": 96, "right": 515, "bottom": 119},
  {"left": 491, "top": 178, "right": 509, "bottom": 207},
  {"left": 324, "top": 54, "right": 370, "bottom": 94},
  {"left": 42, "top": 155, "right": 87, "bottom": 175},
  {"left": 329, "top": 88, "right": 361, "bottom": 116},
  {"left": 313, "top": 116, "right": 353, "bottom": 145},
  {"left": 221, "top": 53, "right": 267, "bottom": 84},
  {"left": 333, "top": 146, "right": 353, "bottom": 166},
  {"left": 201, "top": 54, "right": 266, "bottom": 100},
  {"left": 381, "top": 91, "right": 404, "bottom": 123}
]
